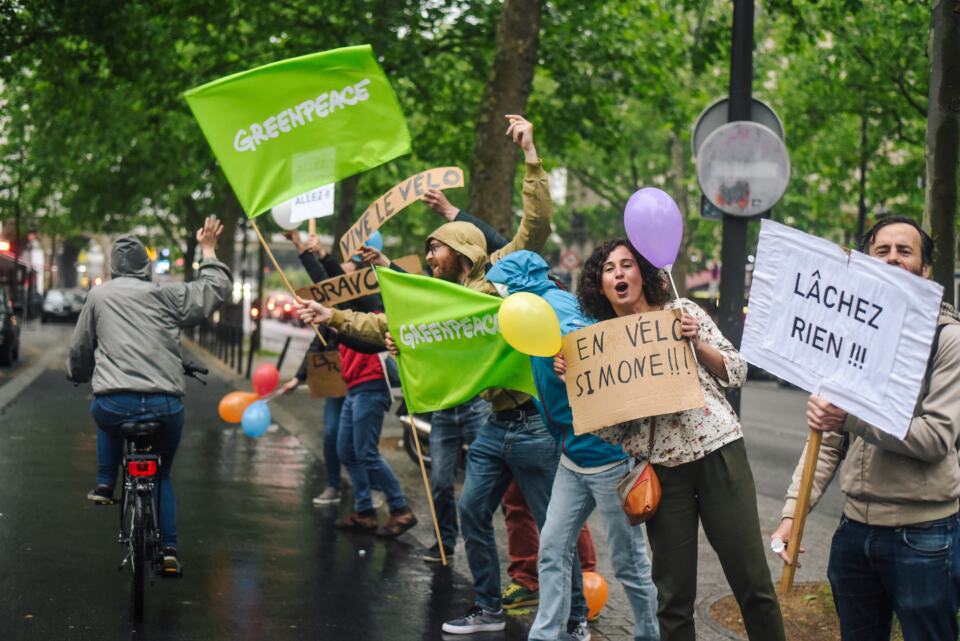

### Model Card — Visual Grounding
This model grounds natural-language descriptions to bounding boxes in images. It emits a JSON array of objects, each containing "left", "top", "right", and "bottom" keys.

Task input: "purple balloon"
[{"left": 623, "top": 188, "right": 683, "bottom": 269}]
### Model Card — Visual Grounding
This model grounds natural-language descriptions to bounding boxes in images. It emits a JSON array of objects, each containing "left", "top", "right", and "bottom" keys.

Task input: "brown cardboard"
[
  {"left": 296, "top": 254, "right": 423, "bottom": 306},
  {"left": 338, "top": 167, "right": 464, "bottom": 260},
  {"left": 562, "top": 309, "right": 705, "bottom": 435},
  {"left": 306, "top": 351, "right": 348, "bottom": 399}
]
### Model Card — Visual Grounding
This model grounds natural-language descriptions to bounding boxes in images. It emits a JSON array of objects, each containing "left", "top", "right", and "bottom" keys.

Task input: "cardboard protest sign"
[
  {"left": 562, "top": 310, "right": 705, "bottom": 435},
  {"left": 377, "top": 267, "right": 536, "bottom": 412},
  {"left": 741, "top": 220, "right": 943, "bottom": 439},
  {"left": 290, "top": 184, "right": 335, "bottom": 223},
  {"left": 296, "top": 255, "right": 422, "bottom": 306},
  {"left": 306, "top": 351, "right": 348, "bottom": 398},
  {"left": 184, "top": 45, "right": 411, "bottom": 218},
  {"left": 339, "top": 167, "right": 464, "bottom": 260}
]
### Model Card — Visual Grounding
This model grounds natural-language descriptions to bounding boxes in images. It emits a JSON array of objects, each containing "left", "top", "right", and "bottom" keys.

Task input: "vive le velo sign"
[{"left": 741, "top": 220, "right": 943, "bottom": 439}]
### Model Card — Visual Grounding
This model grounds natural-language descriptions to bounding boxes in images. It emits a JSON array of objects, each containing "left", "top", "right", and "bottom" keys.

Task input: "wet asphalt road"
[{"left": 0, "top": 325, "right": 519, "bottom": 641}]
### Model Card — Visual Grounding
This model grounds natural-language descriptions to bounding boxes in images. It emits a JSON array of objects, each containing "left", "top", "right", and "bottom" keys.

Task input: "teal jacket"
[{"left": 487, "top": 251, "right": 628, "bottom": 468}]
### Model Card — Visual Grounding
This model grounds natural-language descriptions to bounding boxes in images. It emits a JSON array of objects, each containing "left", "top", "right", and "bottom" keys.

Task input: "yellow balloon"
[{"left": 497, "top": 292, "right": 561, "bottom": 357}]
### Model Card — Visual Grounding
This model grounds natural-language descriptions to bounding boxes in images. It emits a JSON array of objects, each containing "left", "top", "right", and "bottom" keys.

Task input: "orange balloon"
[
  {"left": 582, "top": 571, "right": 609, "bottom": 620},
  {"left": 218, "top": 392, "right": 259, "bottom": 424}
]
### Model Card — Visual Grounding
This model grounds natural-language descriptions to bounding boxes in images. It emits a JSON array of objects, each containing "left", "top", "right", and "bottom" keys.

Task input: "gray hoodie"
[{"left": 66, "top": 235, "right": 232, "bottom": 396}]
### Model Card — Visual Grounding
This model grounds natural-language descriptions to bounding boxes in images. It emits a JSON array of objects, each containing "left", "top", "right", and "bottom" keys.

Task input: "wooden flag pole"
[
  {"left": 407, "top": 415, "right": 447, "bottom": 566},
  {"left": 250, "top": 219, "right": 327, "bottom": 348},
  {"left": 779, "top": 429, "right": 822, "bottom": 594},
  {"left": 308, "top": 219, "right": 317, "bottom": 236}
]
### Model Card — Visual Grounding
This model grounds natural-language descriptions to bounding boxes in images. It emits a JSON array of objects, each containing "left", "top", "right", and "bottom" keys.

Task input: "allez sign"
[{"left": 741, "top": 220, "right": 943, "bottom": 438}]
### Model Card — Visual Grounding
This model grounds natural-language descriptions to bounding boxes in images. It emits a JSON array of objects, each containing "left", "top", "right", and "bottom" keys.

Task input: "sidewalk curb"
[{"left": 695, "top": 591, "right": 747, "bottom": 641}]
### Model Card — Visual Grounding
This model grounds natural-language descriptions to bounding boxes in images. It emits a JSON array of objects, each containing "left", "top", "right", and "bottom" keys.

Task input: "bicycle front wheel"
[{"left": 131, "top": 494, "right": 146, "bottom": 621}]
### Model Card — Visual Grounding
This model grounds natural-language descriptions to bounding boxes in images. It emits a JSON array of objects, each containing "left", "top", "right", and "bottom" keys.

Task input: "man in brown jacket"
[{"left": 774, "top": 216, "right": 960, "bottom": 641}]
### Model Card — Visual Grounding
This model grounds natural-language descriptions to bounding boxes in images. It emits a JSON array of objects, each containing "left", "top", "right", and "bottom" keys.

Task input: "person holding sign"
[
  {"left": 297, "top": 115, "right": 570, "bottom": 635},
  {"left": 773, "top": 216, "right": 960, "bottom": 641},
  {"left": 488, "top": 250, "right": 659, "bottom": 641},
  {"left": 557, "top": 239, "right": 785, "bottom": 641}
]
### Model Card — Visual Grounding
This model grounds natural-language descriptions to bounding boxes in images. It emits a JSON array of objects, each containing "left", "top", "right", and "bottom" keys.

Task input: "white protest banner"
[
  {"left": 561, "top": 310, "right": 705, "bottom": 435},
  {"left": 290, "top": 184, "right": 335, "bottom": 223},
  {"left": 741, "top": 220, "right": 943, "bottom": 438}
]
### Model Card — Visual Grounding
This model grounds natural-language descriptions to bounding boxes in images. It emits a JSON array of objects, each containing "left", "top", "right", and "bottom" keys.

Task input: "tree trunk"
[
  {"left": 923, "top": 0, "right": 960, "bottom": 305},
  {"left": 468, "top": 0, "right": 542, "bottom": 236},
  {"left": 335, "top": 175, "right": 360, "bottom": 250},
  {"left": 669, "top": 132, "right": 691, "bottom": 299}
]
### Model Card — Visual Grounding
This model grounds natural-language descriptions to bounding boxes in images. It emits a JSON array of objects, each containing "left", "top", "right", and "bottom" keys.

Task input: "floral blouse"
[{"left": 595, "top": 298, "right": 747, "bottom": 467}]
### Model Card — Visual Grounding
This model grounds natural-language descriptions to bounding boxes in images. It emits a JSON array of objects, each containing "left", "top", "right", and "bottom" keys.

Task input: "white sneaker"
[
  {"left": 312, "top": 487, "right": 340, "bottom": 506},
  {"left": 565, "top": 621, "right": 591, "bottom": 641}
]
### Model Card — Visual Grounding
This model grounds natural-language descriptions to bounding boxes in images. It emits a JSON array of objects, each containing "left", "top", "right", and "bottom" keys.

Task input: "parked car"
[
  {"left": 265, "top": 292, "right": 298, "bottom": 324},
  {"left": 41, "top": 288, "right": 85, "bottom": 323},
  {"left": 0, "top": 288, "right": 20, "bottom": 366}
]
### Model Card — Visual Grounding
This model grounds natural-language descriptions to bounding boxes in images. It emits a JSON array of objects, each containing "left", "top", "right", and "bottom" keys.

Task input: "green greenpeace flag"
[
  {"left": 184, "top": 45, "right": 411, "bottom": 217},
  {"left": 376, "top": 267, "right": 537, "bottom": 413}
]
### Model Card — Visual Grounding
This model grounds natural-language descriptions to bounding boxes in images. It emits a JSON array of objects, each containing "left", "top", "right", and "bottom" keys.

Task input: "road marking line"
[{"left": 0, "top": 344, "right": 68, "bottom": 413}]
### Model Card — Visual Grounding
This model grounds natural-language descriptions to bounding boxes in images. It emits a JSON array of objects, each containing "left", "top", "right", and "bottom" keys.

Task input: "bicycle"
[{"left": 115, "top": 362, "right": 207, "bottom": 621}]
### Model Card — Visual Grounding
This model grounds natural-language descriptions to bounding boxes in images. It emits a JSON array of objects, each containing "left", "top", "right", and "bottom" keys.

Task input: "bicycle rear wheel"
[{"left": 131, "top": 494, "right": 146, "bottom": 621}]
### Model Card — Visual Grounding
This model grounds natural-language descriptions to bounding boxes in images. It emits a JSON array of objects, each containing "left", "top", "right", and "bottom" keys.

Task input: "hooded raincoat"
[{"left": 66, "top": 235, "right": 232, "bottom": 396}]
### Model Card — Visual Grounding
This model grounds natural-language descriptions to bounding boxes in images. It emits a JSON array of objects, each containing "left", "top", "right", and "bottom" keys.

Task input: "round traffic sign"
[
  {"left": 696, "top": 121, "right": 790, "bottom": 218},
  {"left": 691, "top": 97, "right": 785, "bottom": 158},
  {"left": 559, "top": 250, "right": 580, "bottom": 271}
]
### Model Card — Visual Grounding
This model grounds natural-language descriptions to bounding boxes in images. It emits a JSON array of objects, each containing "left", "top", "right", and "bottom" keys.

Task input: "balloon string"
[{"left": 666, "top": 267, "right": 699, "bottom": 367}]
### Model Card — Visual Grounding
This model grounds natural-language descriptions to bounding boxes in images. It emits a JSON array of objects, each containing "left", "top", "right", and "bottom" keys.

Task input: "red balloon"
[{"left": 252, "top": 364, "right": 279, "bottom": 396}]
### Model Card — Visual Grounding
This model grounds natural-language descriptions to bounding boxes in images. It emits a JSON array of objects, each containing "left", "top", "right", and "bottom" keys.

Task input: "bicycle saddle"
[{"left": 120, "top": 421, "right": 163, "bottom": 438}]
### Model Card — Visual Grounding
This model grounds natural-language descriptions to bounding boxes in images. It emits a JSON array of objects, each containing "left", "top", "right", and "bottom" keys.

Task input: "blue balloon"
[
  {"left": 241, "top": 401, "right": 271, "bottom": 438},
  {"left": 352, "top": 230, "right": 384, "bottom": 261}
]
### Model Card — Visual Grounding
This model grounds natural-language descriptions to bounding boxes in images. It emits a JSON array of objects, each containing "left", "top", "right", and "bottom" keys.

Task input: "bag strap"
[{"left": 647, "top": 416, "right": 657, "bottom": 458}]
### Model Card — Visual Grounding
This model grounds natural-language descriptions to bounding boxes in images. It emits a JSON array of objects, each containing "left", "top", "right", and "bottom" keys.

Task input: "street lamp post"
[{"left": 717, "top": 0, "right": 754, "bottom": 415}]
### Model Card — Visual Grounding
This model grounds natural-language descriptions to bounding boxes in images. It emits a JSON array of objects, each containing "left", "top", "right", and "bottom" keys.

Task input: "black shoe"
[
  {"left": 161, "top": 547, "right": 183, "bottom": 578},
  {"left": 86, "top": 485, "right": 115, "bottom": 505},
  {"left": 423, "top": 543, "right": 454, "bottom": 563}
]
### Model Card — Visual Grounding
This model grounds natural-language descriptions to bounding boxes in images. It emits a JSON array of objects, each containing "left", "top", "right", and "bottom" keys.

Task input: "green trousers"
[{"left": 647, "top": 438, "right": 785, "bottom": 641}]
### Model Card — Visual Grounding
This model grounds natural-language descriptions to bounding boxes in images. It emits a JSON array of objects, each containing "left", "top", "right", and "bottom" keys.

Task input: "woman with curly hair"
[{"left": 557, "top": 239, "right": 785, "bottom": 641}]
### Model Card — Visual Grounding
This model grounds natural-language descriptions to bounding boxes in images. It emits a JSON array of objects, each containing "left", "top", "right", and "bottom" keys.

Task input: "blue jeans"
[
  {"left": 458, "top": 412, "right": 586, "bottom": 619},
  {"left": 828, "top": 514, "right": 960, "bottom": 641},
  {"left": 531, "top": 462, "right": 659, "bottom": 641},
  {"left": 337, "top": 381, "right": 407, "bottom": 513},
  {"left": 323, "top": 396, "right": 345, "bottom": 490},
  {"left": 430, "top": 396, "right": 490, "bottom": 549},
  {"left": 91, "top": 393, "right": 184, "bottom": 548}
]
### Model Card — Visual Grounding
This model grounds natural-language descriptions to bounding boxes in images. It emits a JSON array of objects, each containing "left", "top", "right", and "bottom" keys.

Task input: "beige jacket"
[
  {"left": 783, "top": 304, "right": 960, "bottom": 526},
  {"left": 328, "top": 161, "right": 553, "bottom": 411}
]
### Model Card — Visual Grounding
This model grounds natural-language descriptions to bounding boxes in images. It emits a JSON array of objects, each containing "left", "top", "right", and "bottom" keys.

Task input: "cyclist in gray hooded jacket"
[{"left": 67, "top": 216, "right": 231, "bottom": 573}]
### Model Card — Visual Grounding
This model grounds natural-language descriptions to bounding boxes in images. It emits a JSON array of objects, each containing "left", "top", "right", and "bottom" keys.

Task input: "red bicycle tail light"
[{"left": 127, "top": 460, "right": 158, "bottom": 477}]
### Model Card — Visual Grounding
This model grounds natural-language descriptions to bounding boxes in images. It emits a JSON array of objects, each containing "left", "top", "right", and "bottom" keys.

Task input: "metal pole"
[{"left": 717, "top": 0, "right": 754, "bottom": 415}]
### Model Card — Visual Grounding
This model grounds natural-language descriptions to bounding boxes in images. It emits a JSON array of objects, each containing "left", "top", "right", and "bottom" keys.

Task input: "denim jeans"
[
  {"left": 530, "top": 462, "right": 659, "bottom": 641},
  {"left": 337, "top": 381, "right": 407, "bottom": 513},
  {"left": 828, "top": 514, "right": 960, "bottom": 641},
  {"left": 323, "top": 396, "right": 345, "bottom": 490},
  {"left": 90, "top": 393, "right": 184, "bottom": 548},
  {"left": 430, "top": 396, "right": 490, "bottom": 549},
  {"left": 458, "top": 412, "right": 586, "bottom": 620}
]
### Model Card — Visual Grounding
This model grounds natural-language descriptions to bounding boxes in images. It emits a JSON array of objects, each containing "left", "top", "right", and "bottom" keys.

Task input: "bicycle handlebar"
[{"left": 183, "top": 362, "right": 209, "bottom": 382}]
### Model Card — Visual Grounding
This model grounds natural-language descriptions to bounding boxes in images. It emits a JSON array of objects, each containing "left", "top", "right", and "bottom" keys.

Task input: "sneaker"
[
  {"left": 334, "top": 510, "right": 378, "bottom": 532},
  {"left": 565, "top": 620, "right": 591, "bottom": 641},
  {"left": 502, "top": 582, "right": 539, "bottom": 609},
  {"left": 376, "top": 507, "right": 417, "bottom": 538},
  {"left": 423, "top": 543, "right": 454, "bottom": 563},
  {"left": 371, "top": 490, "right": 385, "bottom": 510},
  {"left": 441, "top": 605, "right": 505, "bottom": 634},
  {"left": 86, "top": 485, "right": 115, "bottom": 505},
  {"left": 312, "top": 487, "right": 340, "bottom": 506},
  {"left": 161, "top": 547, "right": 183, "bottom": 578}
]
